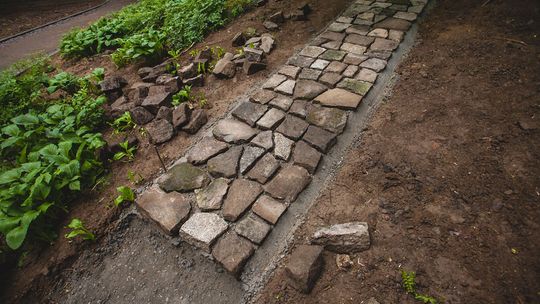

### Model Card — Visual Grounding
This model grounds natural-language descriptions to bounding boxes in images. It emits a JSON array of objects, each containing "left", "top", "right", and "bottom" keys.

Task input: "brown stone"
[
  {"left": 374, "top": 17, "right": 411, "bottom": 31},
  {"left": 293, "top": 80, "right": 328, "bottom": 100},
  {"left": 212, "top": 232, "right": 255, "bottom": 275},
  {"left": 146, "top": 119, "right": 174, "bottom": 144},
  {"left": 186, "top": 137, "right": 229, "bottom": 165},
  {"left": 265, "top": 165, "right": 311, "bottom": 202},
  {"left": 252, "top": 195, "right": 287, "bottom": 224},
  {"left": 250, "top": 89, "right": 277, "bottom": 104},
  {"left": 314, "top": 88, "right": 362, "bottom": 110},
  {"left": 276, "top": 115, "right": 309, "bottom": 140},
  {"left": 303, "top": 125, "right": 337, "bottom": 153},
  {"left": 182, "top": 109, "right": 207, "bottom": 134},
  {"left": 172, "top": 103, "right": 191, "bottom": 129},
  {"left": 293, "top": 141, "right": 322, "bottom": 174},
  {"left": 232, "top": 102, "right": 268, "bottom": 126},
  {"left": 306, "top": 105, "right": 348, "bottom": 134},
  {"left": 222, "top": 179, "right": 263, "bottom": 221},
  {"left": 247, "top": 153, "right": 281, "bottom": 184},
  {"left": 285, "top": 245, "right": 324, "bottom": 293},
  {"left": 235, "top": 214, "right": 272, "bottom": 244},
  {"left": 207, "top": 146, "right": 243, "bottom": 178}
]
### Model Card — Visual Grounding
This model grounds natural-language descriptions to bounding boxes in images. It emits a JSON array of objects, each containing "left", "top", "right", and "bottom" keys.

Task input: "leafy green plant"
[
  {"left": 401, "top": 270, "right": 439, "bottom": 304},
  {"left": 172, "top": 85, "right": 192, "bottom": 106},
  {"left": 65, "top": 218, "right": 95, "bottom": 241},
  {"left": 114, "top": 186, "right": 135, "bottom": 206},
  {"left": 110, "top": 111, "right": 135, "bottom": 133},
  {"left": 113, "top": 140, "right": 137, "bottom": 161},
  {"left": 47, "top": 71, "right": 80, "bottom": 94},
  {"left": 127, "top": 170, "right": 143, "bottom": 185},
  {"left": 111, "top": 29, "right": 167, "bottom": 67}
]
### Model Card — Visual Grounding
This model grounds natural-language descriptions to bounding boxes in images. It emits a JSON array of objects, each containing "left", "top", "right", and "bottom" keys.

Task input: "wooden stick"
[{"left": 153, "top": 145, "right": 167, "bottom": 172}]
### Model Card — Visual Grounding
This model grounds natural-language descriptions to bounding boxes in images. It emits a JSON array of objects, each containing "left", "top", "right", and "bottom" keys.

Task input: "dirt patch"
[
  {"left": 256, "top": 0, "right": 540, "bottom": 303},
  {"left": 0, "top": 0, "right": 353, "bottom": 302}
]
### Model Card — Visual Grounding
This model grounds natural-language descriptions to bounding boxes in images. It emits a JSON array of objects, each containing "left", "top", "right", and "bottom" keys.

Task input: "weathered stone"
[
  {"left": 136, "top": 185, "right": 191, "bottom": 235},
  {"left": 137, "top": 67, "right": 153, "bottom": 79},
  {"left": 244, "top": 61, "right": 267, "bottom": 75},
  {"left": 345, "top": 34, "right": 375, "bottom": 46},
  {"left": 388, "top": 29, "right": 404, "bottom": 42},
  {"left": 263, "top": 74, "right": 287, "bottom": 90},
  {"left": 245, "top": 37, "right": 262, "bottom": 46},
  {"left": 99, "top": 76, "right": 127, "bottom": 92},
  {"left": 186, "top": 137, "right": 229, "bottom": 165},
  {"left": 287, "top": 55, "right": 315, "bottom": 68},
  {"left": 356, "top": 68, "right": 378, "bottom": 83},
  {"left": 310, "top": 59, "right": 330, "bottom": 70},
  {"left": 129, "top": 106, "right": 154, "bottom": 125},
  {"left": 208, "top": 146, "right": 243, "bottom": 178},
  {"left": 158, "top": 162, "right": 210, "bottom": 193},
  {"left": 343, "top": 53, "right": 368, "bottom": 65},
  {"left": 182, "top": 109, "right": 207, "bottom": 134},
  {"left": 337, "top": 78, "right": 373, "bottom": 96},
  {"left": 265, "top": 165, "right": 311, "bottom": 202},
  {"left": 128, "top": 83, "right": 151, "bottom": 106},
  {"left": 359, "top": 58, "right": 387, "bottom": 72},
  {"left": 111, "top": 96, "right": 135, "bottom": 117},
  {"left": 374, "top": 17, "right": 411, "bottom": 31},
  {"left": 156, "top": 74, "right": 179, "bottom": 93},
  {"left": 327, "top": 22, "right": 351, "bottom": 33},
  {"left": 183, "top": 74, "right": 204, "bottom": 87},
  {"left": 155, "top": 106, "right": 172, "bottom": 122},
  {"left": 314, "top": 88, "right": 362, "bottom": 110},
  {"left": 232, "top": 32, "right": 246, "bottom": 47},
  {"left": 244, "top": 47, "right": 264, "bottom": 62},
  {"left": 195, "top": 178, "right": 229, "bottom": 211},
  {"left": 273, "top": 132, "right": 294, "bottom": 160},
  {"left": 340, "top": 42, "right": 367, "bottom": 55},
  {"left": 250, "top": 130, "right": 274, "bottom": 151},
  {"left": 319, "top": 72, "right": 343, "bottom": 87},
  {"left": 257, "top": 108, "right": 286, "bottom": 130},
  {"left": 213, "top": 119, "right": 258, "bottom": 143},
  {"left": 250, "top": 89, "right": 276, "bottom": 104},
  {"left": 285, "top": 245, "right": 324, "bottom": 293},
  {"left": 178, "top": 63, "right": 197, "bottom": 80},
  {"left": 299, "top": 46, "right": 326, "bottom": 58},
  {"left": 232, "top": 102, "right": 268, "bottom": 126},
  {"left": 311, "top": 222, "right": 370, "bottom": 253},
  {"left": 319, "top": 50, "right": 347, "bottom": 61},
  {"left": 263, "top": 20, "right": 279, "bottom": 31},
  {"left": 311, "top": 37, "right": 330, "bottom": 47},
  {"left": 222, "top": 179, "right": 263, "bottom": 221},
  {"left": 146, "top": 119, "right": 174, "bottom": 144},
  {"left": 235, "top": 214, "right": 271, "bottom": 244},
  {"left": 289, "top": 100, "right": 308, "bottom": 118},
  {"left": 394, "top": 11, "right": 417, "bottom": 22},
  {"left": 343, "top": 65, "right": 359, "bottom": 78},
  {"left": 275, "top": 79, "right": 296, "bottom": 96},
  {"left": 409, "top": 4, "right": 424, "bottom": 14},
  {"left": 252, "top": 195, "right": 287, "bottom": 224},
  {"left": 357, "top": 11, "right": 375, "bottom": 21},
  {"left": 213, "top": 58, "right": 236, "bottom": 79},
  {"left": 268, "top": 11, "right": 285, "bottom": 23},
  {"left": 180, "top": 213, "right": 228, "bottom": 252},
  {"left": 307, "top": 105, "right": 348, "bottom": 134},
  {"left": 345, "top": 25, "right": 370, "bottom": 35},
  {"left": 172, "top": 103, "right": 191, "bottom": 129},
  {"left": 303, "top": 125, "right": 338, "bottom": 153},
  {"left": 337, "top": 16, "right": 353, "bottom": 24},
  {"left": 240, "top": 146, "right": 265, "bottom": 174},
  {"left": 247, "top": 153, "right": 280, "bottom": 184},
  {"left": 293, "top": 80, "right": 327, "bottom": 100},
  {"left": 320, "top": 31, "right": 345, "bottom": 42},
  {"left": 269, "top": 94, "right": 293, "bottom": 111},
  {"left": 298, "top": 68, "right": 322, "bottom": 80},
  {"left": 212, "top": 232, "right": 254, "bottom": 275},
  {"left": 142, "top": 91, "right": 172, "bottom": 114},
  {"left": 276, "top": 115, "right": 309, "bottom": 140},
  {"left": 289, "top": 9, "right": 307, "bottom": 21},
  {"left": 370, "top": 38, "right": 399, "bottom": 52},
  {"left": 278, "top": 65, "right": 301, "bottom": 78},
  {"left": 293, "top": 141, "right": 322, "bottom": 174},
  {"left": 148, "top": 85, "right": 172, "bottom": 95},
  {"left": 321, "top": 40, "right": 342, "bottom": 50},
  {"left": 325, "top": 61, "right": 348, "bottom": 74},
  {"left": 368, "top": 28, "right": 389, "bottom": 38}
]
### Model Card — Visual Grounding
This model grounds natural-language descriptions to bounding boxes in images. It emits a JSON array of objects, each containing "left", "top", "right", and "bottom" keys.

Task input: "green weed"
[
  {"left": 110, "top": 111, "right": 135, "bottom": 133},
  {"left": 401, "top": 270, "right": 439, "bottom": 304},
  {"left": 65, "top": 218, "right": 95, "bottom": 241},
  {"left": 114, "top": 186, "right": 135, "bottom": 206},
  {"left": 113, "top": 140, "right": 137, "bottom": 162}
]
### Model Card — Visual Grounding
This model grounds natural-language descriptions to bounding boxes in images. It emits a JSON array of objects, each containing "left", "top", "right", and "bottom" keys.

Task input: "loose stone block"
[
  {"left": 232, "top": 102, "right": 268, "bottom": 126},
  {"left": 212, "top": 232, "right": 255, "bottom": 275},
  {"left": 340, "top": 42, "right": 367, "bottom": 55},
  {"left": 195, "top": 178, "right": 229, "bottom": 211},
  {"left": 299, "top": 46, "right": 326, "bottom": 58},
  {"left": 278, "top": 65, "right": 301, "bottom": 78},
  {"left": 180, "top": 212, "right": 228, "bottom": 252},
  {"left": 247, "top": 153, "right": 280, "bottom": 184},
  {"left": 285, "top": 245, "right": 324, "bottom": 293},
  {"left": 186, "top": 137, "right": 229, "bottom": 165},
  {"left": 269, "top": 94, "right": 293, "bottom": 111},
  {"left": 319, "top": 50, "right": 347, "bottom": 61},
  {"left": 321, "top": 40, "right": 342, "bottom": 50},
  {"left": 394, "top": 11, "right": 417, "bottom": 21},
  {"left": 303, "top": 125, "right": 338, "bottom": 153},
  {"left": 320, "top": 31, "right": 345, "bottom": 42},
  {"left": 146, "top": 119, "right": 174, "bottom": 144},
  {"left": 251, "top": 130, "right": 274, "bottom": 151},
  {"left": 265, "top": 165, "right": 311, "bottom": 202},
  {"left": 289, "top": 100, "right": 308, "bottom": 118},
  {"left": 299, "top": 68, "right": 322, "bottom": 80},
  {"left": 136, "top": 185, "right": 191, "bottom": 235},
  {"left": 311, "top": 59, "right": 330, "bottom": 70},
  {"left": 311, "top": 222, "right": 370, "bottom": 253},
  {"left": 252, "top": 195, "right": 287, "bottom": 224},
  {"left": 213, "top": 119, "right": 258, "bottom": 144},
  {"left": 370, "top": 38, "right": 399, "bottom": 52},
  {"left": 288, "top": 55, "right": 315, "bottom": 68},
  {"left": 274, "top": 132, "right": 294, "bottom": 160},
  {"left": 250, "top": 89, "right": 277, "bottom": 104},
  {"left": 275, "top": 79, "right": 296, "bottom": 96},
  {"left": 141, "top": 91, "right": 172, "bottom": 114},
  {"left": 240, "top": 146, "right": 265, "bottom": 174},
  {"left": 327, "top": 22, "right": 351, "bottom": 32},
  {"left": 182, "top": 109, "right": 207, "bottom": 134},
  {"left": 155, "top": 106, "right": 173, "bottom": 123},
  {"left": 367, "top": 28, "right": 389, "bottom": 38},
  {"left": 306, "top": 105, "right": 348, "bottom": 134},
  {"left": 359, "top": 58, "right": 387, "bottom": 72},
  {"left": 343, "top": 53, "right": 368, "bottom": 65},
  {"left": 235, "top": 214, "right": 272, "bottom": 244},
  {"left": 222, "top": 179, "right": 263, "bottom": 221},
  {"left": 325, "top": 61, "right": 348, "bottom": 73},
  {"left": 257, "top": 108, "right": 286, "bottom": 130},
  {"left": 158, "top": 162, "right": 210, "bottom": 192},
  {"left": 343, "top": 65, "right": 359, "bottom": 78},
  {"left": 293, "top": 80, "right": 328, "bottom": 100},
  {"left": 344, "top": 34, "right": 375, "bottom": 46},
  {"left": 276, "top": 115, "right": 309, "bottom": 140},
  {"left": 319, "top": 72, "right": 343, "bottom": 87},
  {"left": 374, "top": 17, "right": 411, "bottom": 31},
  {"left": 314, "top": 88, "right": 362, "bottom": 110},
  {"left": 293, "top": 141, "right": 322, "bottom": 174},
  {"left": 356, "top": 68, "right": 378, "bottom": 83},
  {"left": 243, "top": 47, "right": 264, "bottom": 62},
  {"left": 337, "top": 78, "right": 373, "bottom": 96},
  {"left": 172, "top": 103, "right": 190, "bottom": 129},
  {"left": 207, "top": 146, "right": 243, "bottom": 178},
  {"left": 263, "top": 74, "right": 288, "bottom": 89},
  {"left": 129, "top": 106, "right": 155, "bottom": 125}
]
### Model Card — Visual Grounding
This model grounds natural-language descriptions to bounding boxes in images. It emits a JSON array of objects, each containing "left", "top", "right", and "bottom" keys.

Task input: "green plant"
[
  {"left": 401, "top": 270, "right": 439, "bottom": 304},
  {"left": 47, "top": 71, "right": 81, "bottom": 94},
  {"left": 110, "top": 111, "right": 135, "bottom": 133},
  {"left": 197, "top": 92, "right": 208, "bottom": 108},
  {"left": 65, "top": 218, "right": 95, "bottom": 241},
  {"left": 114, "top": 186, "right": 135, "bottom": 206},
  {"left": 111, "top": 28, "right": 167, "bottom": 67},
  {"left": 127, "top": 170, "right": 143, "bottom": 185},
  {"left": 172, "top": 85, "right": 192, "bottom": 106},
  {"left": 113, "top": 140, "right": 137, "bottom": 161}
]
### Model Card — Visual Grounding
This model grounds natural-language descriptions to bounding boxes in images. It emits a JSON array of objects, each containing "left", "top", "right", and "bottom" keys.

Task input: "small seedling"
[
  {"left": 114, "top": 186, "right": 135, "bottom": 206},
  {"left": 113, "top": 140, "right": 137, "bottom": 161},
  {"left": 172, "top": 85, "right": 192, "bottom": 106},
  {"left": 65, "top": 218, "right": 95, "bottom": 241},
  {"left": 127, "top": 170, "right": 144, "bottom": 185},
  {"left": 401, "top": 270, "right": 438, "bottom": 304},
  {"left": 110, "top": 111, "right": 135, "bottom": 133}
]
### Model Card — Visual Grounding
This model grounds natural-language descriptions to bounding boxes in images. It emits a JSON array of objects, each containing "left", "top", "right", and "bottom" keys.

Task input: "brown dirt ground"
[
  {"left": 256, "top": 0, "right": 540, "bottom": 303},
  {"left": 0, "top": 0, "right": 106, "bottom": 39},
  {"left": 0, "top": 0, "right": 353, "bottom": 302}
]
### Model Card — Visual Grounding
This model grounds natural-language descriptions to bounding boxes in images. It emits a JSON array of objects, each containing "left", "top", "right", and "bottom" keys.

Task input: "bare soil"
[{"left": 256, "top": 0, "right": 540, "bottom": 303}]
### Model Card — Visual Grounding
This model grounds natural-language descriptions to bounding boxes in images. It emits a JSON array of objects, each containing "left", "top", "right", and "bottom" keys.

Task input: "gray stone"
[
  {"left": 321, "top": 40, "right": 342, "bottom": 50},
  {"left": 136, "top": 185, "right": 191, "bottom": 235},
  {"left": 359, "top": 58, "right": 387, "bottom": 72},
  {"left": 276, "top": 115, "right": 309, "bottom": 140},
  {"left": 142, "top": 91, "right": 172, "bottom": 114},
  {"left": 146, "top": 119, "right": 174, "bottom": 144},
  {"left": 158, "top": 162, "right": 210, "bottom": 192},
  {"left": 111, "top": 96, "right": 135, "bottom": 117},
  {"left": 319, "top": 50, "right": 347, "bottom": 61},
  {"left": 232, "top": 102, "right": 268, "bottom": 126},
  {"left": 244, "top": 47, "right": 264, "bottom": 62},
  {"left": 394, "top": 11, "right": 417, "bottom": 21},
  {"left": 306, "top": 105, "right": 348, "bottom": 134},
  {"left": 337, "top": 78, "right": 373, "bottom": 96},
  {"left": 186, "top": 137, "right": 229, "bottom": 165},
  {"left": 240, "top": 146, "right": 265, "bottom": 174},
  {"left": 285, "top": 245, "right": 324, "bottom": 293},
  {"left": 232, "top": 32, "right": 246, "bottom": 47},
  {"left": 357, "top": 11, "right": 375, "bottom": 21},
  {"left": 356, "top": 68, "right": 378, "bottom": 83},
  {"left": 287, "top": 56, "right": 315, "bottom": 68},
  {"left": 195, "top": 178, "right": 229, "bottom": 211},
  {"left": 310, "top": 59, "right": 330, "bottom": 70},
  {"left": 337, "top": 16, "right": 353, "bottom": 24},
  {"left": 343, "top": 53, "right": 368, "bottom": 65},
  {"left": 273, "top": 132, "right": 294, "bottom": 161},
  {"left": 212, "top": 232, "right": 254, "bottom": 275},
  {"left": 257, "top": 108, "right": 286, "bottom": 130},
  {"left": 319, "top": 72, "right": 343, "bottom": 87},
  {"left": 314, "top": 88, "right": 362, "bottom": 110},
  {"left": 213, "top": 119, "right": 258, "bottom": 144},
  {"left": 303, "top": 125, "right": 337, "bottom": 153},
  {"left": 298, "top": 68, "right": 322, "bottom": 80},
  {"left": 293, "top": 80, "right": 327, "bottom": 100},
  {"left": 320, "top": 31, "right": 345, "bottom": 42},
  {"left": 250, "top": 130, "right": 274, "bottom": 150},
  {"left": 345, "top": 25, "right": 370, "bottom": 35},
  {"left": 388, "top": 29, "right": 404, "bottom": 42},
  {"left": 374, "top": 17, "right": 411, "bottom": 31},
  {"left": 222, "top": 179, "right": 263, "bottom": 221},
  {"left": 269, "top": 94, "right": 293, "bottom": 111},
  {"left": 370, "top": 38, "right": 399, "bottom": 52},
  {"left": 293, "top": 141, "right": 322, "bottom": 174},
  {"left": 299, "top": 46, "right": 326, "bottom": 58},
  {"left": 263, "top": 20, "right": 279, "bottom": 31},
  {"left": 244, "top": 61, "right": 267, "bottom": 75},
  {"left": 178, "top": 63, "right": 198, "bottom": 80},
  {"left": 311, "top": 222, "right": 370, "bottom": 253},
  {"left": 268, "top": 11, "right": 285, "bottom": 23},
  {"left": 247, "top": 153, "right": 280, "bottom": 184},
  {"left": 213, "top": 58, "right": 236, "bottom": 78},
  {"left": 344, "top": 34, "right": 375, "bottom": 46},
  {"left": 260, "top": 35, "right": 275, "bottom": 54},
  {"left": 325, "top": 61, "right": 348, "bottom": 73},
  {"left": 172, "top": 103, "right": 191, "bottom": 129},
  {"left": 99, "top": 76, "right": 127, "bottom": 92},
  {"left": 278, "top": 65, "right": 301, "bottom": 78},
  {"left": 208, "top": 146, "right": 243, "bottom": 178},
  {"left": 235, "top": 214, "right": 272, "bottom": 244},
  {"left": 182, "top": 109, "right": 207, "bottom": 134},
  {"left": 340, "top": 42, "right": 367, "bottom": 55},
  {"left": 289, "top": 100, "right": 308, "bottom": 118},
  {"left": 265, "top": 165, "right": 311, "bottom": 202},
  {"left": 343, "top": 65, "right": 359, "bottom": 78},
  {"left": 180, "top": 212, "right": 228, "bottom": 252},
  {"left": 155, "top": 106, "right": 172, "bottom": 122},
  {"left": 252, "top": 195, "right": 287, "bottom": 224},
  {"left": 327, "top": 22, "right": 351, "bottom": 33},
  {"left": 368, "top": 28, "right": 389, "bottom": 38},
  {"left": 250, "top": 89, "right": 276, "bottom": 104},
  {"left": 129, "top": 106, "right": 154, "bottom": 125},
  {"left": 245, "top": 37, "right": 262, "bottom": 45},
  {"left": 156, "top": 74, "right": 179, "bottom": 93},
  {"left": 263, "top": 74, "right": 287, "bottom": 90},
  {"left": 275, "top": 79, "right": 296, "bottom": 96}
]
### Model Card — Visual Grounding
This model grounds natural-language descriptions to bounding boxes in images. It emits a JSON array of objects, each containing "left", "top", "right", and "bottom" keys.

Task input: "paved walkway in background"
[{"left": 0, "top": 0, "right": 134, "bottom": 69}]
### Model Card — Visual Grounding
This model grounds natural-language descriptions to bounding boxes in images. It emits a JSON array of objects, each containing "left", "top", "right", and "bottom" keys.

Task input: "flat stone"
[
  {"left": 250, "top": 89, "right": 277, "bottom": 104},
  {"left": 357, "top": 11, "right": 375, "bottom": 21},
  {"left": 180, "top": 213, "right": 228, "bottom": 252},
  {"left": 337, "top": 16, "right": 353, "bottom": 23},
  {"left": 388, "top": 29, "right": 404, "bottom": 42},
  {"left": 340, "top": 42, "right": 367, "bottom": 55},
  {"left": 303, "top": 125, "right": 338, "bottom": 153},
  {"left": 321, "top": 40, "right": 342, "bottom": 50},
  {"left": 212, "top": 232, "right": 254, "bottom": 275},
  {"left": 273, "top": 132, "right": 294, "bottom": 160},
  {"left": 244, "top": 61, "right": 267, "bottom": 75},
  {"left": 250, "top": 130, "right": 274, "bottom": 150},
  {"left": 325, "top": 61, "right": 348, "bottom": 73},
  {"left": 146, "top": 119, "right": 174, "bottom": 144},
  {"left": 345, "top": 25, "right": 370, "bottom": 35},
  {"left": 344, "top": 34, "right": 375, "bottom": 46},
  {"left": 319, "top": 31, "right": 345, "bottom": 42},
  {"left": 293, "top": 80, "right": 328, "bottom": 100},
  {"left": 263, "top": 20, "right": 279, "bottom": 31},
  {"left": 265, "top": 165, "right": 311, "bottom": 202},
  {"left": 299, "top": 46, "right": 326, "bottom": 58},
  {"left": 298, "top": 68, "right": 322, "bottom": 80},
  {"left": 374, "top": 17, "right": 411, "bottom": 31},
  {"left": 257, "top": 108, "right": 286, "bottom": 130},
  {"left": 278, "top": 65, "right": 301, "bottom": 78},
  {"left": 285, "top": 245, "right": 324, "bottom": 293},
  {"left": 311, "top": 36, "right": 329, "bottom": 46},
  {"left": 247, "top": 153, "right": 280, "bottom": 184},
  {"left": 306, "top": 105, "right": 348, "bottom": 134},
  {"left": 370, "top": 38, "right": 399, "bottom": 52},
  {"left": 263, "top": 74, "right": 287, "bottom": 90},
  {"left": 275, "top": 79, "right": 296, "bottom": 96},
  {"left": 232, "top": 102, "right": 268, "bottom": 127},
  {"left": 356, "top": 68, "right": 378, "bottom": 83},
  {"left": 235, "top": 214, "right": 272, "bottom": 244},
  {"left": 337, "top": 78, "right": 373, "bottom": 96},
  {"left": 240, "top": 146, "right": 265, "bottom": 174},
  {"left": 367, "top": 28, "right": 389, "bottom": 38},
  {"left": 252, "top": 195, "right": 287, "bottom": 224},
  {"left": 222, "top": 179, "right": 263, "bottom": 221},
  {"left": 394, "top": 11, "right": 417, "bottom": 21},
  {"left": 195, "top": 178, "right": 229, "bottom": 211},
  {"left": 359, "top": 58, "right": 387, "bottom": 72},
  {"left": 158, "top": 162, "right": 210, "bottom": 192},
  {"left": 276, "top": 115, "right": 309, "bottom": 140},
  {"left": 409, "top": 5, "right": 424, "bottom": 14},
  {"left": 287, "top": 55, "right": 315, "bottom": 68},
  {"left": 213, "top": 119, "right": 258, "bottom": 144},
  {"left": 319, "top": 50, "right": 347, "bottom": 61},
  {"left": 269, "top": 94, "right": 293, "bottom": 111},
  {"left": 186, "top": 137, "right": 229, "bottom": 165},
  {"left": 293, "top": 141, "right": 322, "bottom": 174},
  {"left": 243, "top": 47, "right": 264, "bottom": 62},
  {"left": 129, "top": 106, "right": 154, "bottom": 125},
  {"left": 343, "top": 53, "right": 368, "bottom": 65},
  {"left": 289, "top": 100, "right": 308, "bottom": 118},
  {"left": 327, "top": 22, "right": 350, "bottom": 32},
  {"left": 319, "top": 72, "right": 343, "bottom": 87},
  {"left": 208, "top": 146, "right": 243, "bottom": 178},
  {"left": 142, "top": 91, "right": 172, "bottom": 114},
  {"left": 343, "top": 65, "right": 359, "bottom": 78},
  {"left": 172, "top": 103, "right": 191, "bottom": 129},
  {"left": 314, "top": 88, "right": 362, "bottom": 110},
  {"left": 182, "top": 109, "right": 207, "bottom": 134},
  {"left": 366, "top": 51, "right": 393, "bottom": 61},
  {"left": 136, "top": 185, "right": 191, "bottom": 234},
  {"left": 310, "top": 59, "right": 330, "bottom": 70},
  {"left": 311, "top": 222, "right": 370, "bottom": 253}
]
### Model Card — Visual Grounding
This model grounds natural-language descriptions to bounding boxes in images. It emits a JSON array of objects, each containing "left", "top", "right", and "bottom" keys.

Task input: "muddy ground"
[{"left": 256, "top": 0, "right": 540, "bottom": 303}]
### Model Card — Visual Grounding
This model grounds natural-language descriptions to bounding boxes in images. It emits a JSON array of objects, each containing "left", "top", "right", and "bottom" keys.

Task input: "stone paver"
[
  {"left": 240, "top": 146, "right": 265, "bottom": 174},
  {"left": 207, "top": 146, "right": 242, "bottom": 178},
  {"left": 212, "top": 232, "right": 255, "bottom": 275},
  {"left": 314, "top": 88, "right": 363, "bottom": 110},
  {"left": 278, "top": 65, "right": 301, "bottom": 78},
  {"left": 186, "top": 137, "right": 229, "bottom": 165},
  {"left": 247, "top": 153, "right": 281, "bottom": 184},
  {"left": 195, "top": 178, "right": 229, "bottom": 211},
  {"left": 251, "top": 130, "right": 274, "bottom": 150},
  {"left": 232, "top": 102, "right": 268, "bottom": 126},
  {"left": 293, "top": 80, "right": 328, "bottom": 100},
  {"left": 180, "top": 212, "right": 228, "bottom": 252},
  {"left": 303, "top": 125, "right": 338, "bottom": 153},
  {"left": 222, "top": 179, "right": 263, "bottom": 221},
  {"left": 276, "top": 115, "right": 309, "bottom": 140},
  {"left": 356, "top": 68, "right": 378, "bottom": 83},
  {"left": 337, "top": 78, "right": 373, "bottom": 96},
  {"left": 265, "top": 165, "right": 311, "bottom": 202},
  {"left": 274, "top": 132, "right": 295, "bottom": 161},
  {"left": 250, "top": 89, "right": 277, "bottom": 104},
  {"left": 213, "top": 119, "right": 258, "bottom": 143},
  {"left": 275, "top": 79, "right": 296, "bottom": 95},
  {"left": 293, "top": 141, "right": 322, "bottom": 174},
  {"left": 263, "top": 74, "right": 287, "bottom": 90},
  {"left": 235, "top": 214, "right": 272, "bottom": 244},
  {"left": 158, "top": 162, "right": 210, "bottom": 192},
  {"left": 311, "top": 222, "right": 371, "bottom": 253},
  {"left": 252, "top": 195, "right": 287, "bottom": 224},
  {"left": 269, "top": 94, "right": 293, "bottom": 111},
  {"left": 257, "top": 108, "right": 286, "bottom": 130},
  {"left": 306, "top": 105, "right": 348, "bottom": 134}
]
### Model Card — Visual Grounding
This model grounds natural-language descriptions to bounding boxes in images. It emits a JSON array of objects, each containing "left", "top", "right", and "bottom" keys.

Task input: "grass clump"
[{"left": 401, "top": 270, "right": 439, "bottom": 304}]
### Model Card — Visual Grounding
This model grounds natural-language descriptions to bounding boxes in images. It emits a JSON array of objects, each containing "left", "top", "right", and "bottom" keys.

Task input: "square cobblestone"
[
  {"left": 250, "top": 89, "right": 277, "bottom": 104},
  {"left": 247, "top": 153, "right": 281, "bottom": 184},
  {"left": 278, "top": 65, "right": 301, "bottom": 78},
  {"left": 180, "top": 212, "right": 228, "bottom": 252},
  {"left": 319, "top": 72, "right": 343, "bottom": 87},
  {"left": 303, "top": 125, "right": 338, "bottom": 153},
  {"left": 257, "top": 108, "right": 286, "bottom": 130},
  {"left": 232, "top": 101, "right": 268, "bottom": 126},
  {"left": 252, "top": 195, "right": 287, "bottom": 225},
  {"left": 212, "top": 232, "right": 254, "bottom": 275},
  {"left": 356, "top": 68, "right": 378, "bottom": 83},
  {"left": 235, "top": 214, "right": 272, "bottom": 244},
  {"left": 299, "top": 46, "right": 326, "bottom": 58},
  {"left": 276, "top": 115, "right": 309, "bottom": 140},
  {"left": 269, "top": 94, "right": 293, "bottom": 111},
  {"left": 264, "top": 165, "right": 311, "bottom": 202},
  {"left": 319, "top": 50, "right": 347, "bottom": 61},
  {"left": 299, "top": 68, "right": 322, "bottom": 80},
  {"left": 325, "top": 61, "right": 348, "bottom": 73},
  {"left": 222, "top": 179, "right": 263, "bottom": 222},
  {"left": 311, "top": 59, "right": 330, "bottom": 70},
  {"left": 293, "top": 141, "right": 322, "bottom": 174}
]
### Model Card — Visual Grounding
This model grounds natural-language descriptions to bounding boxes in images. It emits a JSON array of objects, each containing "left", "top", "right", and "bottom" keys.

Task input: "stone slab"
[
  {"left": 252, "top": 195, "right": 287, "bottom": 225},
  {"left": 222, "top": 179, "right": 263, "bottom": 221},
  {"left": 180, "top": 212, "right": 228, "bottom": 252},
  {"left": 235, "top": 214, "right": 272, "bottom": 244},
  {"left": 158, "top": 162, "right": 210, "bottom": 192},
  {"left": 265, "top": 165, "right": 311, "bottom": 202},
  {"left": 186, "top": 137, "right": 229, "bottom": 165},
  {"left": 207, "top": 146, "right": 243, "bottom": 178},
  {"left": 213, "top": 119, "right": 259, "bottom": 144},
  {"left": 195, "top": 178, "right": 229, "bottom": 211},
  {"left": 314, "top": 88, "right": 362, "bottom": 110}
]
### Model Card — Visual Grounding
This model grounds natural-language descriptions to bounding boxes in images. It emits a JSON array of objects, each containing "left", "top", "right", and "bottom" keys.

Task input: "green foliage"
[
  {"left": 172, "top": 85, "right": 192, "bottom": 106},
  {"left": 111, "top": 29, "right": 167, "bottom": 67},
  {"left": 47, "top": 71, "right": 80, "bottom": 94},
  {"left": 113, "top": 140, "right": 137, "bottom": 161},
  {"left": 127, "top": 170, "right": 143, "bottom": 185},
  {"left": 65, "top": 218, "right": 95, "bottom": 241},
  {"left": 110, "top": 111, "right": 135, "bottom": 133},
  {"left": 114, "top": 186, "right": 135, "bottom": 206},
  {"left": 401, "top": 270, "right": 439, "bottom": 304}
]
